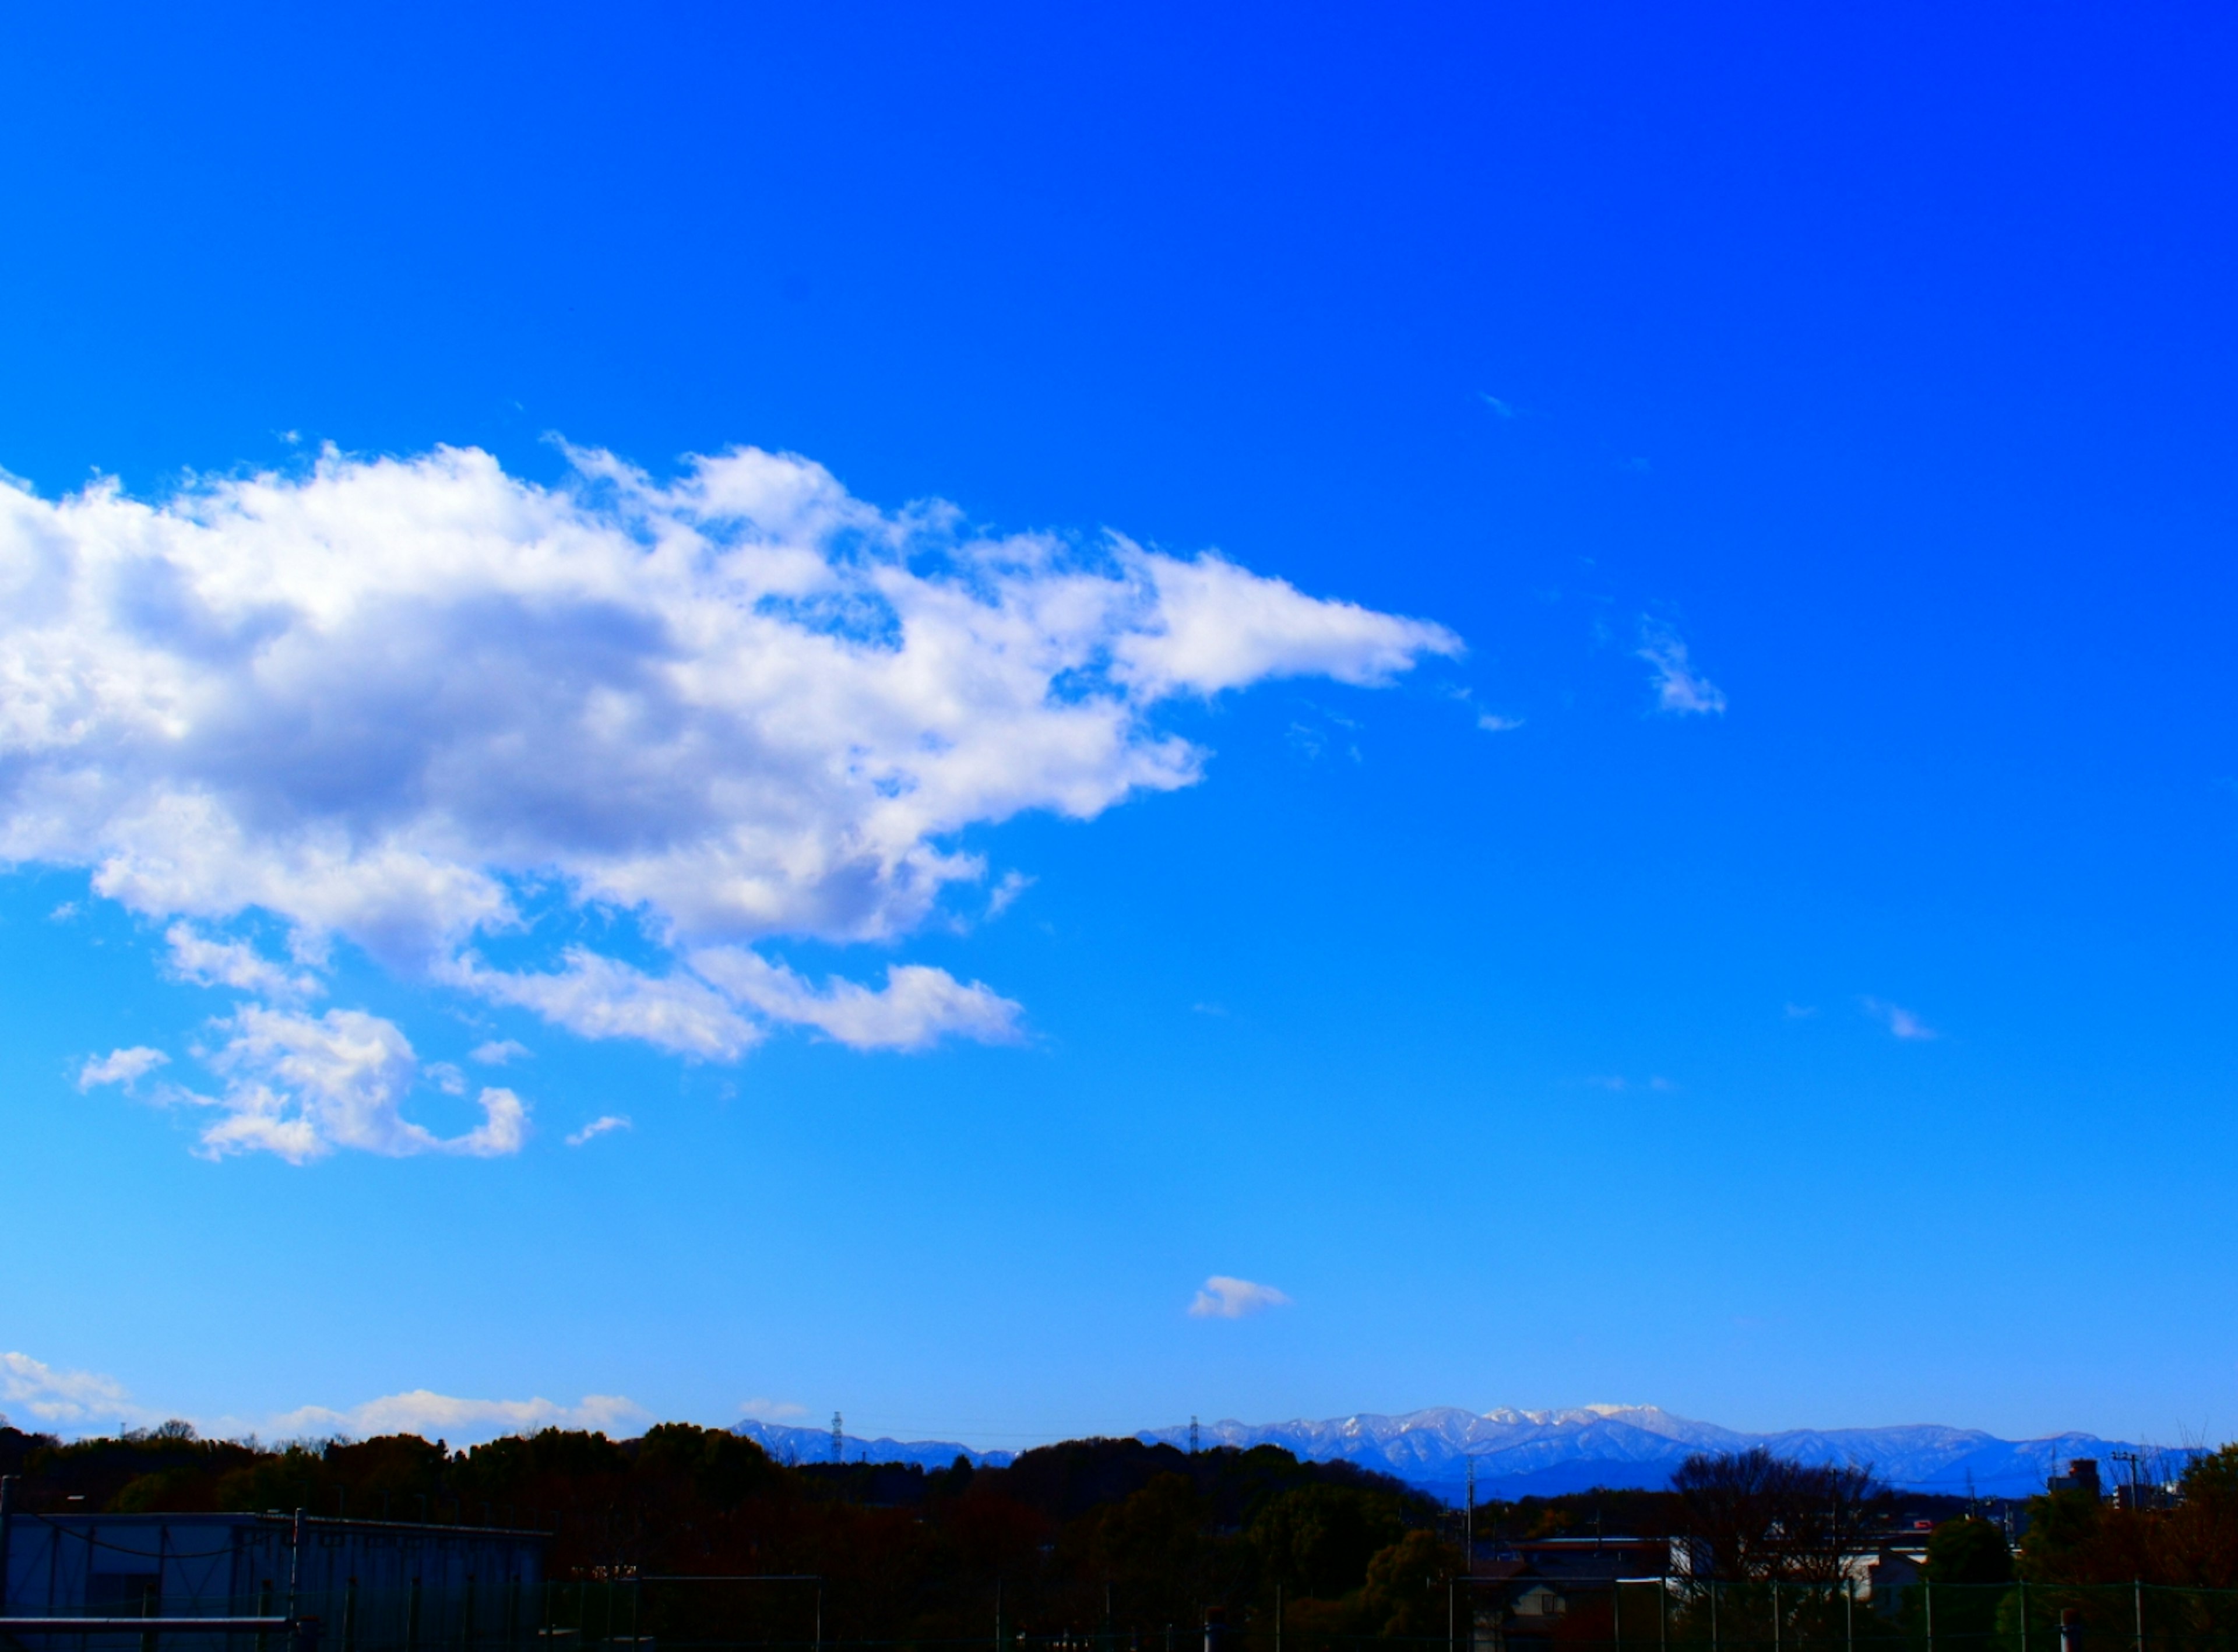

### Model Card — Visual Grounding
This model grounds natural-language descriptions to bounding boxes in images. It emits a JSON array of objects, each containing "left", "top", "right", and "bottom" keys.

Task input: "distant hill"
[
  {"left": 734, "top": 1418, "right": 1016, "bottom": 1471},
  {"left": 738, "top": 1404, "right": 2188, "bottom": 1500}
]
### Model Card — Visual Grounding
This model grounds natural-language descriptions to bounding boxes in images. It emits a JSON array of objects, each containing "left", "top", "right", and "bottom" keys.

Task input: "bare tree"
[{"left": 1674, "top": 1447, "right": 1891, "bottom": 1583}]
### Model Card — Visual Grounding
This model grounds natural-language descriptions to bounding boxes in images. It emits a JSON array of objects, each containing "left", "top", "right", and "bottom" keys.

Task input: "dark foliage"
[{"left": 0, "top": 1425, "right": 1440, "bottom": 1641}]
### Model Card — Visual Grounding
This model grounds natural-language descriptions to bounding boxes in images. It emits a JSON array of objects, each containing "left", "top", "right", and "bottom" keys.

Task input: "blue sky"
[{"left": 2, "top": 0, "right": 2236, "bottom": 1453}]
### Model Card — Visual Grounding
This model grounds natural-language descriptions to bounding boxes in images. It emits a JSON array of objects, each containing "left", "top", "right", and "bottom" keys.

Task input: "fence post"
[
  {"left": 1711, "top": 1581, "right": 1719, "bottom": 1652},
  {"left": 1926, "top": 1582, "right": 1934, "bottom": 1652},
  {"left": 2133, "top": 1580, "right": 2143, "bottom": 1652},
  {"left": 1661, "top": 1576, "right": 1668, "bottom": 1652},
  {"left": 343, "top": 1579, "right": 357, "bottom": 1652},
  {"left": 1, "top": 1475, "right": 16, "bottom": 1617},
  {"left": 1846, "top": 1574, "right": 1855, "bottom": 1652},
  {"left": 1772, "top": 1581, "right": 1780, "bottom": 1652},
  {"left": 1617, "top": 1583, "right": 1625, "bottom": 1650},
  {"left": 2019, "top": 1581, "right": 2028, "bottom": 1652}
]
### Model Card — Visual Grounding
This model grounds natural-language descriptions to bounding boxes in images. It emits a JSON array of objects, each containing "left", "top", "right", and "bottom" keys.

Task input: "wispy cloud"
[
  {"left": 740, "top": 1397, "right": 809, "bottom": 1422},
  {"left": 565, "top": 1115, "right": 631, "bottom": 1147},
  {"left": 1863, "top": 998, "right": 1937, "bottom": 1040},
  {"left": 1, "top": 1351, "right": 145, "bottom": 1427},
  {"left": 165, "top": 923, "right": 320, "bottom": 1001},
  {"left": 470, "top": 1040, "right": 530, "bottom": 1066},
  {"left": 1783, "top": 1002, "right": 1818, "bottom": 1019},
  {"left": 986, "top": 871, "right": 1035, "bottom": 920},
  {"left": 1188, "top": 1275, "right": 1293, "bottom": 1319},
  {"left": 1637, "top": 620, "right": 1727, "bottom": 716},
  {"left": 78, "top": 1046, "right": 169, "bottom": 1091},
  {"left": 2, "top": 1350, "right": 642, "bottom": 1445},
  {"left": 264, "top": 1389, "right": 645, "bottom": 1443},
  {"left": 1477, "top": 713, "right": 1526, "bottom": 733}
]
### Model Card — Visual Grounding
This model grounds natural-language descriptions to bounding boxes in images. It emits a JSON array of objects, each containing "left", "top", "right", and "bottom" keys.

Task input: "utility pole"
[
  {"left": 1464, "top": 1457, "right": 1476, "bottom": 1574},
  {"left": 2112, "top": 1452, "right": 2144, "bottom": 1508}
]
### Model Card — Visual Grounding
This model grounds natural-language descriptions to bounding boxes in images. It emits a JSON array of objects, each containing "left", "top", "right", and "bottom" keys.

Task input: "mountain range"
[{"left": 736, "top": 1404, "right": 2186, "bottom": 1500}]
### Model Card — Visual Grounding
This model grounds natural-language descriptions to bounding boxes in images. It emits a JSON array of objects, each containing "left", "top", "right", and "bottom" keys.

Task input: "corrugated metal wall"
[{"left": 2, "top": 1513, "right": 546, "bottom": 1652}]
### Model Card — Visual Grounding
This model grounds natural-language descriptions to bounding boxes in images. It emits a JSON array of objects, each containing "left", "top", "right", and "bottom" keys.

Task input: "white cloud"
[
  {"left": 1637, "top": 620, "right": 1727, "bottom": 715},
  {"left": 1, "top": 1351, "right": 640, "bottom": 1445},
  {"left": 986, "top": 869, "right": 1034, "bottom": 918},
  {"left": 262, "top": 1389, "right": 645, "bottom": 1443},
  {"left": 1112, "top": 548, "right": 1459, "bottom": 698},
  {"left": 49, "top": 900, "right": 78, "bottom": 921},
  {"left": 740, "top": 1397, "right": 808, "bottom": 1421},
  {"left": 445, "top": 949, "right": 761, "bottom": 1060},
  {"left": 1477, "top": 713, "right": 1525, "bottom": 732},
  {"left": 175, "top": 1005, "right": 529, "bottom": 1163},
  {"left": 0, "top": 442, "right": 1456, "bottom": 1095},
  {"left": 165, "top": 922, "right": 319, "bottom": 999},
  {"left": 689, "top": 947, "right": 1023, "bottom": 1051},
  {"left": 470, "top": 1039, "right": 530, "bottom": 1066},
  {"left": 78, "top": 1045, "right": 169, "bottom": 1090},
  {"left": 1864, "top": 997, "right": 1937, "bottom": 1040},
  {"left": 1, "top": 1351, "right": 143, "bottom": 1426},
  {"left": 565, "top": 1114, "right": 631, "bottom": 1147},
  {"left": 1188, "top": 1274, "right": 1293, "bottom": 1319}
]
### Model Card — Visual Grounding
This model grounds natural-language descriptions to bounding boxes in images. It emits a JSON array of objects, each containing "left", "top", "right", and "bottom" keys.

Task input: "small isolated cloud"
[
  {"left": 266, "top": 1389, "right": 644, "bottom": 1444},
  {"left": 1637, "top": 620, "right": 1727, "bottom": 716},
  {"left": 1191, "top": 1001, "right": 1229, "bottom": 1017},
  {"left": 424, "top": 1062, "right": 467, "bottom": 1096},
  {"left": 1863, "top": 998, "right": 1937, "bottom": 1040},
  {"left": 1188, "top": 1275, "right": 1292, "bottom": 1319},
  {"left": 470, "top": 1040, "right": 530, "bottom": 1066},
  {"left": 565, "top": 1115, "right": 631, "bottom": 1147},
  {"left": 740, "top": 1397, "right": 809, "bottom": 1422},
  {"left": 1, "top": 1351, "right": 143, "bottom": 1426},
  {"left": 79, "top": 1045, "right": 170, "bottom": 1091},
  {"left": 165, "top": 923, "right": 320, "bottom": 1000},
  {"left": 49, "top": 901, "right": 78, "bottom": 921},
  {"left": 1477, "top": 713, "right": 1525, "bottom": 733},
  {"left": 1784, "top": 1002, "right": 1818, "bottom": 1019},
  {"left": 986, "top": 871, "right": 1034, "bottom": 920},
  {"left": 1480, "top": 394, "right": 1517, "bottom": 418}
]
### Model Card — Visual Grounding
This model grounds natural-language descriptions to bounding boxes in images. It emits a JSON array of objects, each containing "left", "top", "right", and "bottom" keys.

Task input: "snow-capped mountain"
[
  {"left": 1132, "top": 1406, "right": 2176, "bottom": 1499},
  {"left": 733, "top": 1404, "right": 2181, "bottom": 1500}
]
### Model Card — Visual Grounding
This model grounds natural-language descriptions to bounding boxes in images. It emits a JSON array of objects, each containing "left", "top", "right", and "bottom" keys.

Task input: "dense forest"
[{"left": 6, "top": 1423, "right": 2238, "bottom": 1646}]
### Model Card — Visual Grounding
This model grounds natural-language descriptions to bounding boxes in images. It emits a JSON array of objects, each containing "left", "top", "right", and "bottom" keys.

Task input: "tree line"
[{"left": 6, "top": 1422, "right": 2238, "bottom": 1643}]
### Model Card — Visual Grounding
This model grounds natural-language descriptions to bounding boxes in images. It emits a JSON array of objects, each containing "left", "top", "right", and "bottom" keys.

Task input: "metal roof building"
[{"left": 1, "top": 1511, "right": 548, "bottom": 1652}]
